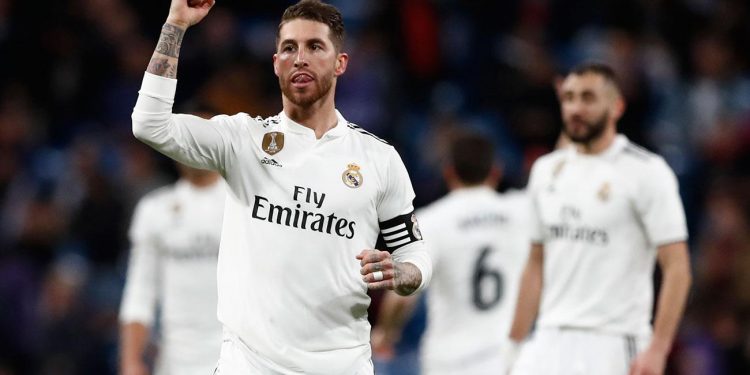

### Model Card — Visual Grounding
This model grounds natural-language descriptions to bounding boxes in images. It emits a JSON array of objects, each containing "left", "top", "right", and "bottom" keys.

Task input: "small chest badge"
[
  {"left": 342, "top": 163, "right": 363, "bottom": 188},
  {"left": 262, "top": 132, "right": 284, "bottom": 155},
  {"left": 597, "top": 182, "right": 611, "bottom": 202},
  {"left": 411, "top": 213, "right": 422, "bottom": 240}
]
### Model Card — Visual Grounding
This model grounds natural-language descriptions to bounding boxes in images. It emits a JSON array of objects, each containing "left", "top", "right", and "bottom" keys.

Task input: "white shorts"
[
  {"left": 422, "top": 345, "right": 508, "bottom": 375},
  {"left": 214, "top": 330, "right": 374, "bottom": 375},
  {"left": 511, "top": 328, "right": 649, "bottom": 375}
]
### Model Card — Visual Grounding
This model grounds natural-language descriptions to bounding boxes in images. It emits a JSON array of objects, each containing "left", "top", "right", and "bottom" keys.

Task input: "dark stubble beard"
[
  {"left": 279, "top": 70, "right": 335, "bottom": 108},
  {"left": 563, "top": 111, "right": 608, "bottom": 145}
]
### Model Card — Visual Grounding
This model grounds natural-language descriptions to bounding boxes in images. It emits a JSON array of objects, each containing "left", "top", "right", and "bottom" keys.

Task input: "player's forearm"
[
  {"left": 650, "top": 242, "right": 692, "bottom": 354},
  {"left": 509, "top": 243, "right": 543, "bottom": 342},
  {"left": 120, "top": 322, "right": 150, "bottom": 368},
  {"left": 146, "top": 23, "right": 186, "bottom": 79},
  {"left": 377, "top": 291, "right": 418, "bottom": 342},
  {"left": 393, "top": 261, "right": 422, "bottom": 296}
]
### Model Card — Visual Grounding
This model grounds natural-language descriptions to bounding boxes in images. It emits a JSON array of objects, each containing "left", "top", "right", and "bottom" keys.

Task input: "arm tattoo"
[
  {"left": 155, "top": 23, "right": 184, "bottom": 58},
  {"left": 147, "top": 58, "right": 173, "bottom": 76},
  {"left": 146, "top": 23, "right": 184, "bottom": 78},
  {"left": 393, "top": 262, "right": 422, "bottom": 296}
]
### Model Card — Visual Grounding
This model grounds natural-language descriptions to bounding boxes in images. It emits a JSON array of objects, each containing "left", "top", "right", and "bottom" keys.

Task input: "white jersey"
[
  {"left": 119, "top": 178, "right": 226, "bottom": 375},
  {"left": 131, "top": 73, "right": 432, "bottom": 374},
  {"left": 527, "top": 135, "right": 688, "bottom": 336},
  {"left": 417, "top": 186, "right": 530, "bottom": 373}
]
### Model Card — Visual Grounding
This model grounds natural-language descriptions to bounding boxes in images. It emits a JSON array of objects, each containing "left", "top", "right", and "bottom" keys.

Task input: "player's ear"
[
  {"left": 273, "top": 54, "right": 280, "bottom": 77},
  {"left": 611, "top": 95, "right": 626, "bottom": 122},
  {"left": 335, "top": 53, "right": 348, "bottom": 76}
]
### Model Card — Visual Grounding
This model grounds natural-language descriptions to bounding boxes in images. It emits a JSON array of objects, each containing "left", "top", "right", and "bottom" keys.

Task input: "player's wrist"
[{"left": 164, "top": 18, "right": 190, "bottom": 30}]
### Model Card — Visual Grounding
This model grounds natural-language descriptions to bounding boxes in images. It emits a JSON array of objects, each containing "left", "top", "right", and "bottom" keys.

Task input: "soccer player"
[
  {"left": 119, "top": 163, "right": 226, "bottom": 375},
  {"left": 130, "top": 1, "right": 432, "bottom": 374},
  {"left": 372, "top": 133, "right": 530, "bottom": 375},
  {"left": 508, "top": 62, "right": 692, "bottom": 375}
]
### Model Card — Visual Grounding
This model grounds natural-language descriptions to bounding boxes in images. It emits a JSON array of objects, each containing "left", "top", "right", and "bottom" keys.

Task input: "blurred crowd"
[{"left": 0, "top": 0, "right": 749, "bottom": 374}]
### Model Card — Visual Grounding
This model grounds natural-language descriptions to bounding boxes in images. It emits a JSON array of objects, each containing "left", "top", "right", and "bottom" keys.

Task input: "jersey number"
[{"left": 472, "top": 247, "right": 503, "bottom": 310}]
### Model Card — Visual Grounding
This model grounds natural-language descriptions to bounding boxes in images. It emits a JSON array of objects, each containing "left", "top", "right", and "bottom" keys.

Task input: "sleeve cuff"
[{"left": 140, "top": 72, "right": 178, "bottom": 100}]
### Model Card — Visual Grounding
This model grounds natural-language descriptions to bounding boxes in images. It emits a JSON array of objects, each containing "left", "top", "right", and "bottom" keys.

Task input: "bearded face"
[
  {"left": 274, "top": 19, "right": 346, "bottom": 109},
  {"left": 563, "top": 110, "right": 609, "bottom": 144},
  {"left": 278, "top": 63, "right": 335, "bottom": 108}
]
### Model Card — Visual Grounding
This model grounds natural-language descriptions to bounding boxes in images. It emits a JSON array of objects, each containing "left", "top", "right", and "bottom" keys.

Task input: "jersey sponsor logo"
[
  {"left": 262, "top": 131, "right": 284, "bottom": 155},
  {"left": 156, "top": 235, "right": 220, "bottom": 261},
  {"left": 597, "top": 182, "right": 610, "bottom": 201},
  {"left": 250, "top": 186, "right": 356, "bottom": 239},
  {"left": 261, "top": 157, "right": 283, "bottom": 167},
  {"left": 550, "top": 205, "right": 609, "bottom": 245},
  {"left": 546, "top": 224, "right": 609, "bottom": 245},
  {"left": 342, "top": 163, "right": 363, "bottom": 188}
]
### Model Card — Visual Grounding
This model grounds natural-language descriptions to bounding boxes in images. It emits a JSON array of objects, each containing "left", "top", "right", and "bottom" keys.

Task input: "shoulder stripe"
[
  {"left": 623, "top": 144, "right": 653, "bottom": 161},
  {"left": 347, "top": 123, "right": 388, "bottom": 144}
]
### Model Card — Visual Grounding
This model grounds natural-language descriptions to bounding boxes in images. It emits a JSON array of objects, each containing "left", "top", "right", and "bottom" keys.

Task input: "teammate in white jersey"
[
  {"left": 508, "top": 62, "right": 692, "bottom": 375},
  {"left": 130, "top": 1, "right": 431, "bottom": 374},
  {"left": 372, "top": 134, "right": 531, "bottom": 375},
  {"left": 119, "top": 164, "right": 225, "bottom": 375}
]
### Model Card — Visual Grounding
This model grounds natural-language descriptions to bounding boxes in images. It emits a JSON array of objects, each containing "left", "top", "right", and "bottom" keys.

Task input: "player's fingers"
[
  {"left": 358, "top": 250, "right": 389, "bottom": 266},
  {"left": 363, "top": 269, "right": 394, "bottom": 282},
  {"left": 359, "top": 260, "right": 394, "bottom": 275},
  {"left": 356, "top": 249, "right": 378, "bottom": 260},
  {"left": 365, "top": 278, "right": 395, "bottom": 290}
]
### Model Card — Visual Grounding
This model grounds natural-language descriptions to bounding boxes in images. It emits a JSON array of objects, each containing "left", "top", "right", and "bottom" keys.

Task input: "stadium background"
[{"left": 0, "top": 0, "right": 749, "bottom": 373}]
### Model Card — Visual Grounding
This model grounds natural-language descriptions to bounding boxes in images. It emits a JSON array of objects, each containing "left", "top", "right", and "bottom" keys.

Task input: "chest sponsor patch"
[{"left": 262, "top": 131, "right": 284, "bottom": 155}]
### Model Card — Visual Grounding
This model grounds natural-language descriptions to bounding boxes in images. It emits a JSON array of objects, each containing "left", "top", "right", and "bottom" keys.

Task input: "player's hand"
[
  {"left": 629, "top": 346, "right": 666, "bottom": 375},
  {"left": 357, "top": 249, "right": 422, "bottom": 295},
  {"left": 121, "top": 359, "right": 149, "bottom": 375},
  {"left": 166, "top": 0, "right": 215, "bottom": 29}
]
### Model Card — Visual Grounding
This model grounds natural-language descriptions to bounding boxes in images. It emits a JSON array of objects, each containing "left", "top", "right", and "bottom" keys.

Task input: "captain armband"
[{"left": 379, "top": 211, "right": 423, "bottom": 253}]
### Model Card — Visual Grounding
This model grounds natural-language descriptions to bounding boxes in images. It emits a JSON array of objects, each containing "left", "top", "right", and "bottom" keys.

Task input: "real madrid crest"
[
  {"left": 411, "top": 213, "right": 422, "bottom": 240},
  {"left": 262, "top": 132, "right": 284, "bottom": 155},
  {"left": 342, "top": 163, "right": 363, "bottom": 188},
  {"left": 597, "top": 182, "right": 610, "bottom": 202}
]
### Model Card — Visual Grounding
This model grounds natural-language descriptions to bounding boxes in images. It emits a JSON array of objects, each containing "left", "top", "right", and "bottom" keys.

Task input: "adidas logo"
[{"left": 261, "top": 157, "right": 283, "bottom": 167}]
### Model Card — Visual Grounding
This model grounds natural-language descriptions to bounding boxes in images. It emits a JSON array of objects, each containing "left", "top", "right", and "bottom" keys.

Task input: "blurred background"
[{"left": 0, "top": 0, "right": 749, "bottom": 374}]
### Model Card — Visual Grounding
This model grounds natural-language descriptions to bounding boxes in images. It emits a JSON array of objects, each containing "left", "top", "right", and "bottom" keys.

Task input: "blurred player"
[
  {"left": 373, "top": 133, "right": 530, "bottom": 375},
  {"left": 508, "top": 62, "right": 692, "bottom": 375},
  {"left": 131, "top": 1, "right": 431, "bottom": 373},
  {"left": 119, "top": 162, "right": 226, "bottom": 375}
]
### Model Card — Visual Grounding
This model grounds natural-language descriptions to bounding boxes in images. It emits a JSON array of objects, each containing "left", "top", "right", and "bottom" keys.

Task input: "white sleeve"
[
  {"left": 131, "top": 72, "right": 246, "bottom": 172},
  {"left": 119, "top": 199, "right": 160, "bottom": 326},
  {"left": 376, "top": 149, "right": 432, "bottom": 293},
  {"left": 634, "top": 158, "right": 688, "bottom": 246},
  {"left": 526, "top": 160, "right": 546, "bottom": 244}
]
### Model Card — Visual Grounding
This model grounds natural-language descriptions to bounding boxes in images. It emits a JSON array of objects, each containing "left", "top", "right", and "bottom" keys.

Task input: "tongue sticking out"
[{"left": 293, "top": 74, "right": 313, "bottom": 84}]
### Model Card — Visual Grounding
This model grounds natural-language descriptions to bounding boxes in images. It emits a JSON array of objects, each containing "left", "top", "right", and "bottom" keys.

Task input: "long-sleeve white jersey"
[
  {"left": 527, "top": 135, "right": 688, "bottom": 337},
  {"left": 417, "top": 187, "right": 530, "bottom": 372},
  {"left": 119, "top": 178, "right": 226, "bottom": 375},
  {"left": 131, "top": 73, "right": 431, "bottom": 374}
]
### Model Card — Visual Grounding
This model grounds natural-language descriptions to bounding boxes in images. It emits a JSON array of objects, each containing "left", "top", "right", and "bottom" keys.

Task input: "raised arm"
[
  {"left": 148, "top": 0, "right": 214, "bottom": 78},
  {"left": 132, "top": 0, "right": 245, "bottom": 172}
]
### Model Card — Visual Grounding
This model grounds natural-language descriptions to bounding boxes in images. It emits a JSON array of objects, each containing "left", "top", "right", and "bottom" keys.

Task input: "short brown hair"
[
  {"left": 449, "top": 133, "right": 495, "bottom": 185},
  {"left": 278, "top": 0, "right": 345, "bottom": 52},
  {"left": 567, "top": 62, "right": 622, "bottom": 92}
]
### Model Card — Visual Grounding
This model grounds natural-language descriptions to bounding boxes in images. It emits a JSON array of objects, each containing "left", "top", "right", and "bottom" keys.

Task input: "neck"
[
  {"left": 282, "top": 90, "right": 338, "bottom": 139},
  {"left": 575, "top": 126, "right": 617, "bottom": 155},
  {"left": 185, "top": 173, "right": 220, "bottom": 188}
]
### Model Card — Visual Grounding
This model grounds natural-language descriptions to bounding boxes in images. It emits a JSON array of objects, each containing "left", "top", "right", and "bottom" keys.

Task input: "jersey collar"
[
  {"left": 278, "top": 110, "right": 349, "bottom": 139},
  {"left": 569, "top": 134, "right": 629, "bottom": 161}
]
